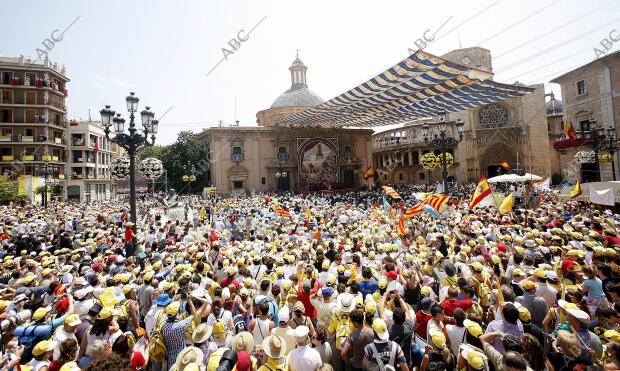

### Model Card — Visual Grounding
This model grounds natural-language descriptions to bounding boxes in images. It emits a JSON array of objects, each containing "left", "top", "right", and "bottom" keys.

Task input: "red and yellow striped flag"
[
  {"left": 382, "top": 186, "right": 402, "bottom": 199},
  {"left": 273, "top": 204, "right": 291, "bottom": 218},
  {"left": 425, "top": 194, "right": 449, "bottom": 212},
  {"left": 403, "top": 202, "right": 424, "bottom": 219},
  {"left": 396, "top": 216, "right": 406, "bottom": 236}
]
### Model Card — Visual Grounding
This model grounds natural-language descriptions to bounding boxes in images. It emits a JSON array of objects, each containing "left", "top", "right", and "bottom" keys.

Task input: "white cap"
[
  {"left": 279, "top": 306, "right": 290, "bottom": 323},
  {"left": 294, "top": 325, "right": 309, "bottom": 341}
]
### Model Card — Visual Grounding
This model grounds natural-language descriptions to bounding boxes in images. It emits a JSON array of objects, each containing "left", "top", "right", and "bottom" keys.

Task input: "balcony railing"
[
  {"left": 1, "top": 155, "right": 14, "bottom": 161},
  {"left": 0, "top": 118, "right": 68, "bottom": 127},
  {"left": 0, "top": 136, "right": 66, "bottom": 144}
]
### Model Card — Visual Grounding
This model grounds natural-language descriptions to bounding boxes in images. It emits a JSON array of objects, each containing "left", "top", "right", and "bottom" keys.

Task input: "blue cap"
[{"left": 322, "top": 287, "right": 334, "bottom": 297}]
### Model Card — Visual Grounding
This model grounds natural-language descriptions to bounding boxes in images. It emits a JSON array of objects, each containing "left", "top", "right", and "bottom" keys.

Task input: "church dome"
[
  {"left": 546, "top": 92, "right": 564, "bottom": 116},
  {"left": 271, "top": 53, "right": 324, "bottom": 108}
]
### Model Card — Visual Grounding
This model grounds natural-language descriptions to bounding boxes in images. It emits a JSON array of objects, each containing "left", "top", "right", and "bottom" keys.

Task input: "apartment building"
[
  {"left": 0, "top": 55, "right": 69, "bottom": 180},
  {"left": 64, "top": 120, "right": 119, "bottom": 202}
]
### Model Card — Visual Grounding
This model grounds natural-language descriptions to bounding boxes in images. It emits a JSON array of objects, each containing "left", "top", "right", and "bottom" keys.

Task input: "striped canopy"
[{"left": 271, "top": 50, "right": 534, "bottom": 128}]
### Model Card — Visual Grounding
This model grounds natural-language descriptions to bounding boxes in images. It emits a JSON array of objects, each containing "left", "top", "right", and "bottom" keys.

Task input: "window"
[
  {"left": 25, "top": 91, "right": 36, "bottom": 105},
  {"left": 1, "top": 91, "right": 12, "bottom": 104},
  {"left": 278, "top": 146, "right": 288, "bottom": 161},
  {"left": 2, "top": 72, "right": 12, "bottom": 85},
  {"left": 1, "top": 109, "right": 11, "bottom": 122},
  {"left": 579, "top": 120, "right": 592, "bottom": 134},
  {"left": 344, "top": 146, "right": 353, "bottom": 159},
  {"left": 261, "top": 177, "right": 266, "bottom": 185},
  {"left": 576, "top": 80, "right": 586, "bottom": 95},
  {"left": 232, "top": 146, "right": 242, "bottom": 155},
  {"left": 232, "top": 146, "right": 243, "bottom": 161},
  {"left": 420, "top": 172, "right": 425, "bottom": 180},
  {"left": 479, "top": 104, "right": 509, "bottom": 128},
  {"left": 232, "top": 180, "right": 243, "bottom": 189}
]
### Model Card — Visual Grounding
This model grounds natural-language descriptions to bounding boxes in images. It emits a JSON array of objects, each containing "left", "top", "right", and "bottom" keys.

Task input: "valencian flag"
[
  {"left": 500, "top": 161, "right": 510, "bottom": 170},
  {"left": 569, "top": 181, "right": 582, "bottom": 198},
  {"left": 425, "top": 194, "right": 449, "bottom": 212},
  {"left": 382, "top": 197, "right": 390, "bottom": 214},
  {"left": 273, "top": 203, "right": 292, "bottom": 218},
  {"left": 363, "top": 166, "right": 374, "bottom": 181},
  {"left": 396, "top": 216, "right": 406, "bottom": 236},
  {"left": 469, "top": 177, "right": 492, "bottom": 209},
  {"left": 382, "top": 186, "right": 402, "bottom": 199},
  {"left": 563, "top": 120, "right": 577, "bottom": 140}
]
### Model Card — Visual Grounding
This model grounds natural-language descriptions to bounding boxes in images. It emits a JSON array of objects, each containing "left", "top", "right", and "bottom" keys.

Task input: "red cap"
[
  {"left": 497, "top": 243, "right": 506, "bottom": 253},
  {"left": 108, "top": 255, "right": 117, "bottom": 263},
  {"left": 385, "top": 271, "right": 398, "bottom": 280},
  {"left": 91, "top": 263, "right": 103, "bottom": 271}
]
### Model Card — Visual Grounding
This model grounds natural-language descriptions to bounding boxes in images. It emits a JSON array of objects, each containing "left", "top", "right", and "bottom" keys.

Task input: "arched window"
[
  {"left": 344, "top": 145, "right": 353, "bottom": 159},
  {"left": 479, "top": 104, "right": 509, "bottom": 128}
]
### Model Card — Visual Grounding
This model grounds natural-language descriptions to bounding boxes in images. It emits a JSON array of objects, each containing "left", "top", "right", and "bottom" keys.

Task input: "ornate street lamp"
[
  {"left": 421, "top": 111, "right": 464, "bottom": 194},
  {"left": 100, "top": 92, "right": 157, "bottom": 231},
  {"left": 182, "top": 161, "right": 197, "bottom": 194},
  {"left": 580, "top": 119, "right": 620, "bottom": 181}
]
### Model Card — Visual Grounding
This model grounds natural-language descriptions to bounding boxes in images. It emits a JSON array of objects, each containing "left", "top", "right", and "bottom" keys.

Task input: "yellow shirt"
[{"left": 257, "top": 357, "right": 289, "bottom": 371}]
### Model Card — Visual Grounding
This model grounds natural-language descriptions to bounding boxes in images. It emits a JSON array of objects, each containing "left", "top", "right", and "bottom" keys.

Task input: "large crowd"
[{"left": 0, "top": 183, "right": 618, "bottom": 371}]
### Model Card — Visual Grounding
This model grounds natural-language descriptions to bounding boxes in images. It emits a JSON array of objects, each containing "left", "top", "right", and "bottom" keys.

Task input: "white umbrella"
[{"left": 487, "top": 173, "right": 542, "bottom": 183}]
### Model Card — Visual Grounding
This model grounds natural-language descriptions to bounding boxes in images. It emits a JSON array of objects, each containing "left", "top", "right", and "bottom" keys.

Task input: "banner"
[{"left": 589, "top": 185, "right": 614, "bottom": 206}]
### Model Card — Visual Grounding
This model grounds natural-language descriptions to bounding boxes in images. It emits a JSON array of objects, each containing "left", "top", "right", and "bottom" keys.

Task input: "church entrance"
[
  {"left": 277, "top": 175, "right": 290, "bottom": 191},
  {"left": 480, "top": 143, "right": 516, "bottom": 178},
  {"left": 343, "top": 169, "right": 354, "bottom": 188}
]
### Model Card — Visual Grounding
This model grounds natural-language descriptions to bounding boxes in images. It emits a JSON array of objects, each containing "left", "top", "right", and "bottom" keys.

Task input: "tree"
[
  {"left": 0, "top": 180, "right": 28, "bottom": 204},
  {"left": 136, "top": 130, "right": 209, "bottom": 194}
]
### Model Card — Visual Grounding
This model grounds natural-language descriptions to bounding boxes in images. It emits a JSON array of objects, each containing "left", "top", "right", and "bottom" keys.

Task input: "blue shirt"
[
  {"left": 584, "top": 277, "right": 606, "bottom": 298},
  {"left": 359, "top": 280, "right": 378, "bottom": 297},
  {"left": 13, "top": 317, "right": 66, "bottom": 339}
]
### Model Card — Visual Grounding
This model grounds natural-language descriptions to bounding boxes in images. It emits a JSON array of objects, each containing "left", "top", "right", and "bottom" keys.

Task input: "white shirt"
[
  {"left": 145, "top": 305, "right": 165, "bottom": 336},
  {"left": 74, "top": 298, "right": 95, "bottom": 316},
  {"left": 446, "top": 324, "right": 467, "bottom": 358},
  {"left": 288, "top": 344, "right": 322, "bottom": 371},
  {"left": 52, "top": 327, "right": 76, "bottom": 360}
]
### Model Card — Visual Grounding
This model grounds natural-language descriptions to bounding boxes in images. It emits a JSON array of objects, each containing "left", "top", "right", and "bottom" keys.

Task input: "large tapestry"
[{"left": 297, "top": 138, "right": 338, "bottom": 190}]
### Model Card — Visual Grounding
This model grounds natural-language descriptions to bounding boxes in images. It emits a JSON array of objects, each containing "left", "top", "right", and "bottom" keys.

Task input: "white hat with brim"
[
  {"left": 337, "top": 293, "right": 355, "bottom": 313},
  {"left": 174, "top": 346, "right": 204, "bottom": 371},
  {"left": 191, "top": 323, "right": 213, "bottom": 344},
  {"left": 263, "top": 335, "right": 286, "bottom": 359}
]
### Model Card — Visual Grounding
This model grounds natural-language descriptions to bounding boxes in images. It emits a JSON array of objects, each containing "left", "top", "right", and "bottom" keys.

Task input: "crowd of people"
[{"left": 0, "top": 183, "right": 618, "bottom": 371}]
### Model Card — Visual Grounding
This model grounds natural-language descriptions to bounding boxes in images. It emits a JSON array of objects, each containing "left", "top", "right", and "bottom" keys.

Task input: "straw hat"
[
  {"left": 262, "top": 335, "right": 286, "bottom": 359},
  {"left": 232, "top": 331, "right": 254, "bottom": 353},
  {"left": 174, "top": 346, "right": 204, "bottom": 371},
  {"left": 191, "top": 323, "right": 213, "bottom": 344}
]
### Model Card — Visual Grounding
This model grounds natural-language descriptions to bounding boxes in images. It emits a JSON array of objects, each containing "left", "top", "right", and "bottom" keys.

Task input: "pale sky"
[{"left": 1, "top": 0, "right": 619, "bottom": 144}]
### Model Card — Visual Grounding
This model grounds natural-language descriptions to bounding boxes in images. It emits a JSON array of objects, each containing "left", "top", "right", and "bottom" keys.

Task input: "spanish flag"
[
  {"left": 499, "top": 194, "right": 514, "bottom": 214},
  {"left": 469, "top": 177, "right": 492, "bottom": 209},
  {"left": 563, "top": 120, "right": 576, "bottom": 140},
  {"left": 382, "top": 186, "right": 402, "bottom": 199},
  {"left": 363, "top": 166, "right": 374, "bottom": 181},
  {"left": 396, "top": 216, "right": 406, "bottom": 236},
  {"left": 569, "top": 181, "right": 582, "bottom": 198},
  {"left": 500, "top": 161, "right": 510, "bottom": 170}
]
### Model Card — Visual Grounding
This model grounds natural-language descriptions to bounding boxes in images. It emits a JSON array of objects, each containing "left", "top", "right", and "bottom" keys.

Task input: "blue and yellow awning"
[{"left": 272, "top": 50, "right": 534, "bottom": 128}]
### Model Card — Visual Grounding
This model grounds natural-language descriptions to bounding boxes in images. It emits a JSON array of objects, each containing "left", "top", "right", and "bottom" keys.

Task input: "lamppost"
[
  {"left": 580, "top": 119, "right": 619, "bottom": 181},
  {"left": 100, "top": 92, "right": 158, "bottom": 231},
  {"left": 274, "top": 161, "right": 287, "bottom": 192},
  {"left": 421, "top": 110, "right": 464, "bottom": 194},
  {"left": 40, "top": 161, "right": 52, "bottom": 208},
  {"left": 182, "top": 161, "right": 196, "bottom": 194}
]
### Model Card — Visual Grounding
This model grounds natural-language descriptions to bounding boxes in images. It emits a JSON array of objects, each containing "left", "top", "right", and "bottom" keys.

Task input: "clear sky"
[{"left": 1, "top": 0, "right": 618, "bottom": 144}]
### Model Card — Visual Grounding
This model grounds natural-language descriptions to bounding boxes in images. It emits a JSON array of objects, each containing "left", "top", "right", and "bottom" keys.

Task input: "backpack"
[
  {"left": 334, "top": 313, "right": 351, "bottom": 350},
  {"left": 233, "top": 313, "right": 246, "bottom": 334},
  {"left": 117, "top": 299, "right": 132, "bottom": 319},
  {"left": 149, "top": 312, "right": 168, "bottom": 363},
  {"left": 19, "top": 322, "right": 55, "bottom": 364},
  {"left": 367, "top": 341, "right": 397, "bottom": 371}
]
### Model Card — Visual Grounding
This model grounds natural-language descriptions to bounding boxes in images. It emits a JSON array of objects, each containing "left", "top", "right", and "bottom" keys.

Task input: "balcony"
[
  {"left": 1, "top": 155, "right": 14, "bottom": 161},
  {"left": 21, "top": 136, "right": 34, "bottom": 142},
  {"left": 0, "top": 136, "right": 66, "bottom": 145},
  {"left": 0, "top": 136, "right": 10, "bottom": 142},
  {"left": 72, "top": 139, "right": 85, "bottom": 146},
  {"left": 54, "top": 137, "right": 62, "bottom": 144},
  {"left": 22, "top": 155, "right": 34, "bottom": 161}
]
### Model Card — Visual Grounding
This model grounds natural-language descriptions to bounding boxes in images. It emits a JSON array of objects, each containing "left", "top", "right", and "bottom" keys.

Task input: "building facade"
[
  {"left": 371, "top": 47, "right": 551, "bottom": 184},
  {"left": 200, "top": 55, "right": 373, "bottom": 194},
  {"left": 550, "top": 51, "right": 620, "bottom": 182},
  {"left": 0, "top": 56, "right": 69, "bottom": 181},
  {"left": 64, "top": 120, "right": 117, "bottom": 202}
]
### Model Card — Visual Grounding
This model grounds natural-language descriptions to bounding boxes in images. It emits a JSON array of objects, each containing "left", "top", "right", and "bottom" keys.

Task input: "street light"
[
  {"left": 274, "top": 161, "right": 287, "bottom": 192},
  {"left": 40, "top": 161, "right": 53, "bottom": 208},
  {"left": 580, "top": 119, "right": 620, "bottom": 181},
  {"left": 100, "top": 92, "right": 157, "bottom": 232},
  {"left": 421, "top": 114, "right": 464, "bottom": 194},
  {"left": 183, "top": 161, "right": 197, "bottom": 194}
]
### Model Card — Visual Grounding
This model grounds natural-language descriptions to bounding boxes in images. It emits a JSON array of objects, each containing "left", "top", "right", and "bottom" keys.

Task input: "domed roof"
[
  {"left": 270, "top": 52, "right": 324, "bottom": 108},
  {"left": 271, "top": 86, "right": 324, "bottom": 108},
  {"left": 546, "top": 92, "right": 564, "bottom": 116}
]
